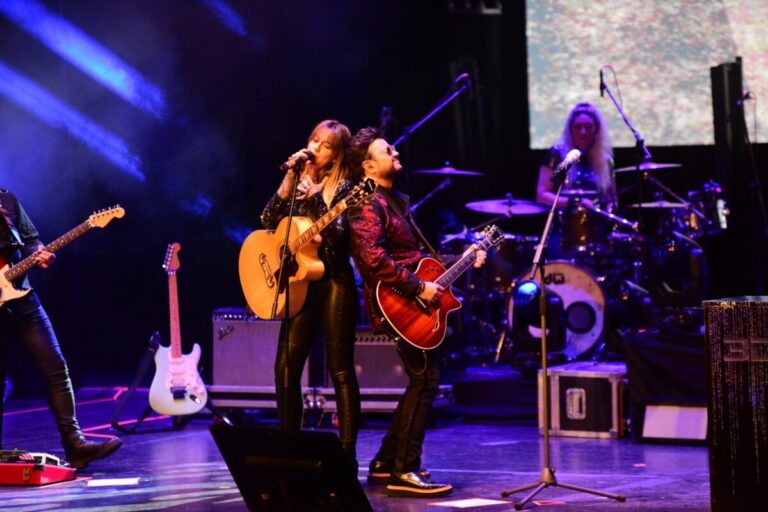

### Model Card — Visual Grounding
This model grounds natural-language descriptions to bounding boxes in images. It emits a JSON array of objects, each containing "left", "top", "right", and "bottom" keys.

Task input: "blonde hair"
[
  {"left": 307, "top": 120, "right": 352, "bottom": 207},
  {"left": 557, "top": 102, "right": 614, "bottom": 196}
]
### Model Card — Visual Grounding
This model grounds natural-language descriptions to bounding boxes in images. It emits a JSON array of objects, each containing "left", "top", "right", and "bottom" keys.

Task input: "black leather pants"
[
  {"left": 0, "top": 293, "right": 81, "bottom": 449},
  {"left": 374, "top": 339, "right": 440, "bottom": 474},
  {"left": 273, "top": 270, "right": 361, "bottom": 463}
]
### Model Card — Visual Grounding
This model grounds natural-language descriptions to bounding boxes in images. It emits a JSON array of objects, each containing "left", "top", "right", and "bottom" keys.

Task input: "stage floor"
[{"left": 0, "top": 387, "right": 710, "bottom": 511}]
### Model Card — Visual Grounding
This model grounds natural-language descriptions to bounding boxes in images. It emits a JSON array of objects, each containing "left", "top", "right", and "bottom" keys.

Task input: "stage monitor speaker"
[
  {"left": 210, "top": 425, "right": 371, "bottom": 512},
  {"left": 641, "top": 404, "right": 707, "bottom": 442}
]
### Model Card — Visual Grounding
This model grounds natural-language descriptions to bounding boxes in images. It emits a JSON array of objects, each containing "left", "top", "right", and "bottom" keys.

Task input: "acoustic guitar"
[{"left": 239, "top": 178, "right": 376, "bottom": 319}]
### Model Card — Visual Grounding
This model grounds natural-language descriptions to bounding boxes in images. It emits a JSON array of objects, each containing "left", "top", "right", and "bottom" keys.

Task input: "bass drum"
[{"left": 507, "top": 261, "right": 605, "bottom": 360}]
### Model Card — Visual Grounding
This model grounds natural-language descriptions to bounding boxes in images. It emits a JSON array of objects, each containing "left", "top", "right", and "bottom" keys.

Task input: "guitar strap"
[
  {"left": 381, "top": 190, "right": 443, "bottom": 264},
  {"left": 0, "top": 195, "right": 24, "bottom": 250}
]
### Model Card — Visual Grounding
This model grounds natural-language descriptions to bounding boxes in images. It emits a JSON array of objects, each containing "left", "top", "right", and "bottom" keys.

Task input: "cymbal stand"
[{"left": 500, "top": 176, "right": 626, "bottom": 510}]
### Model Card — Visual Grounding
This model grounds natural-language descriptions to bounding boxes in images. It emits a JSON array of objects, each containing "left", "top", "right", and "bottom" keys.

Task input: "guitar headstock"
[
  {"left": 163, "top": 242, "right": 181, "bottom": 276},
  {"left": 86, "top": 206, "right": 125, "bottom": 228},
  {"left": 479, "top": 225, "right": 504, "bottom": 250},
  {"left": 345, "top": 178, "right": 377, "bottom": 207}
]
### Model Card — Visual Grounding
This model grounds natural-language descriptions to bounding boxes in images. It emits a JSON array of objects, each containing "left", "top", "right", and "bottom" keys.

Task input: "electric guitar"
[
  {"left": 148, "top": 243, "right": 207, "bottom": 416},
  {"left": 239, "top": 178, "right": 376, "bottom": 319},
  {"left": 0, "top": 206, "right": 125, "bottom": 309},
  {"left": 376, "top": 225, "right": 504, "bottom": 350}
]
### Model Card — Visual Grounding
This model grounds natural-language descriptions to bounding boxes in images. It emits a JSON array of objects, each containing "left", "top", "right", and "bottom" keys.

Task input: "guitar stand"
[{"left": 111, "top": 332, "right": 231, "bottom": 434}]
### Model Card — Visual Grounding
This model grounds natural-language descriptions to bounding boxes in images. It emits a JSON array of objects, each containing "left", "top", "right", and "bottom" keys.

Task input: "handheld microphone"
[
  {"left": 550, "top": 149, "right": 581, "bottom": 183},
  {"left": 279, "top": 150, "right": 315, "bottom": 172}
]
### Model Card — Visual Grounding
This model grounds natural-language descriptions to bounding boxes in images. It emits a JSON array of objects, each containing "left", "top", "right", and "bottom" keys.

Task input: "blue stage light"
[
  {"left": 0, "top": 0, "right": 166, "bottom": 119},
  {"left": 0, "top": 59, "right": 145, "bottom": 181},
  {"left": 200, "top": 0, "right": 248, "bottom": 36}
]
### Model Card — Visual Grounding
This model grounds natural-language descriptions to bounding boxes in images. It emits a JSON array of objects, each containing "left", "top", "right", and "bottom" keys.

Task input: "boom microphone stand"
[{"left": 500, "top": 161, "right": 626, "bottom": 510}]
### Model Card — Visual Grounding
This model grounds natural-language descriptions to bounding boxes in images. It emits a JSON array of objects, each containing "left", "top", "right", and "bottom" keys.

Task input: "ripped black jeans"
[{"left": 273, "top": 270, "right": 361, "bottom": 462}]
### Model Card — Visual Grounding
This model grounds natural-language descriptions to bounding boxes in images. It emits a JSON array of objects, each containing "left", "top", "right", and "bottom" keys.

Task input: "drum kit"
[{"left": 416, "top": 161, "right": 728, "bottom": 368}]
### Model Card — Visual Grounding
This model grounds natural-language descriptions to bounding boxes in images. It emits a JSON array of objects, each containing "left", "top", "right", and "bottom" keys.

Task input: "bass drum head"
[{"left": 507, "top": 260, "right": 605, "bottom": 360}]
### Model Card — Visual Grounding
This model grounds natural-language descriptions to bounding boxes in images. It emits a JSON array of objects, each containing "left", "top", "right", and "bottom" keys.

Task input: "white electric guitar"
[
  {"left": 148, "top": 242, "right": 207, "bottom": 416},
  {"left": 0, "top": 206, "right": 124, "bottom": 309}
]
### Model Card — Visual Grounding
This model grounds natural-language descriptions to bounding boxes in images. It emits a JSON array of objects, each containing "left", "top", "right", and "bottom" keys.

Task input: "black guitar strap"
[{"left": 381, "top": 190, "right": 443, "bottom": 264}]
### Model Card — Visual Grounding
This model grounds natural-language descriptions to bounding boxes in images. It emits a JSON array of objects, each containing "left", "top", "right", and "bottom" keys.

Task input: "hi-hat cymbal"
[
  {"left": 465, "top": 198, "right": 547, "bottom": 215},
  {"left": 413, "top": 166, "right": 484, "bottom": 176},
  {"left": 624, "top": 200, "right": 686, "bottom": 209},
  {"left": 614, "top": 161, "right": 682, "bottom": 173}
]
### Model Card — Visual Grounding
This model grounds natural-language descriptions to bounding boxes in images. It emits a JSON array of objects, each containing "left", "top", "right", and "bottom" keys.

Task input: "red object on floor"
[{"left": 0, "top": 462, "right": 76, "bottom": 486}]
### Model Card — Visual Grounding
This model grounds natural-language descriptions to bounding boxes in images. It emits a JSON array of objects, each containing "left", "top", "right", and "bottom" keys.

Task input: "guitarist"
[
  {"left": 0, "top": 189, "right": 122, "bottom": 469},
  {"left": 260, "top": 120, "right": 361, "bottom": 470},
  {"left": 347, "top": 127, "right": 486, "bottom": 498}
]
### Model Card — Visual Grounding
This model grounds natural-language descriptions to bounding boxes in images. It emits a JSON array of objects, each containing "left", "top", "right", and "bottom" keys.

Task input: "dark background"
[{"left": 1, "top": 1, "right": 765, "bottom": 394}]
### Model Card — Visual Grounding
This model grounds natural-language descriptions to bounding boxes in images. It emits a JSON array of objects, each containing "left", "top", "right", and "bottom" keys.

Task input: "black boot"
[
  {"left": 47, "top": 366, "right": 121, "bottom": 469},
  {"left": 62, "top": 433, "right": 123, "bottom": 469}
]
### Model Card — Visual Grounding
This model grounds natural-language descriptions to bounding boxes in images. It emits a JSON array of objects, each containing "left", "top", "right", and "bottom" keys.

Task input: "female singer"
[{"left": 260, "top": 119, "right": 361, "bottom": 469}]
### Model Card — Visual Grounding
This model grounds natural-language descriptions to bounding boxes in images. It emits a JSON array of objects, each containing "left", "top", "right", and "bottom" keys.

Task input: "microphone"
[
  {"left": 599, "top": 68, "right": 605, "bottom": 98},
  {"left": 279, "top": 150, "right": 315, "bottom": 172},
  {"left": 736, "top": 90, "right": 752, "bottom": 108},
  {"left": 550, "top": 149, "right": 581, "bottom": 183}
]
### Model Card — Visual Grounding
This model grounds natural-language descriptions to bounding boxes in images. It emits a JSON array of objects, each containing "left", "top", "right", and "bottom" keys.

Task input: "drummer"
[{"left": 536, "top": 101, "right": 616, "bottom": 210}]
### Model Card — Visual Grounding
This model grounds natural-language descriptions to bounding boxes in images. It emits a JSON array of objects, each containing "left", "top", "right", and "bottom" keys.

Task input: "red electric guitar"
[{"left": 376, "top": 225, "right": 504, "bottom": 350}]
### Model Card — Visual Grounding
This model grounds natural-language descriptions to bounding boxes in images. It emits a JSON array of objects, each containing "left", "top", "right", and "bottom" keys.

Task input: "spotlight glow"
[
  {"left": 0, "top": 0, "right": 166, "bottom": 119},
  {"left": 199, "top": 0, "right": 248, "bottom": 36},
  {"left": 0, "top": 59, "right": 145, "bottom": 180}
]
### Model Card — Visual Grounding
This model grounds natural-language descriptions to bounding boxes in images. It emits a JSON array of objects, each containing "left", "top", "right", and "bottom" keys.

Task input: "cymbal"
[
  {"left": 624, "top": 200, "right": 686, "bottom": 209},
  {"left": 614, "top": 161, "right": 682, "bottom": 173},
  {"left": 560, "top": 188, "right": 599, "bottom": 197},
  {"left": 465, "top": 198, "right": 547, "bottom": 215},
  {"left": 413, "top": 166, "right": 484, "bottom": 176}
]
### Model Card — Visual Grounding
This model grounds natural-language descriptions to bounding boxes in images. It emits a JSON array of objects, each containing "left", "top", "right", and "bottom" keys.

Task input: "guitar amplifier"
[{"left": 210, "top": 308, "right": 308, "bottom": 388}]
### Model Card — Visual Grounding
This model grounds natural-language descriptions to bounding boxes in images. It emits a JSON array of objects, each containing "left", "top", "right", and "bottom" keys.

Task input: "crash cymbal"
[
  {"left": 465, "top": 198, "right": 547, "bottom": 215},
  {"left": 560, "top": 188, "right": 600, "bottom": 197},
  {"left": 614, "top": 161, "right": 682, "bottom": 173},
  {"left": 624, "top": 200, "right": 686, "bottom": 209},
  {"left": 413, "top": 166, "right": 484, "bottom": 176}
]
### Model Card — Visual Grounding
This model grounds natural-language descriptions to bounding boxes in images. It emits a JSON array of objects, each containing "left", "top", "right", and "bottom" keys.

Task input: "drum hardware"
[{"left": 559, "top": 188, "right": 600, "bottom": 198}]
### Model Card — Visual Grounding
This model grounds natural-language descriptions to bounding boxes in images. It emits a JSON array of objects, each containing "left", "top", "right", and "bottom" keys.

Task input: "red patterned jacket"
[{"left": 348, "top": 186, "right": 425, "bottom": 334}]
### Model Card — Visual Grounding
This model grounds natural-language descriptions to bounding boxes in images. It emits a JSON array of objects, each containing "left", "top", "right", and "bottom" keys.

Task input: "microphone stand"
[
  {"left": 270, "top": 160, "right": 304, "bottom": 426},
  {"left": 409, "top": 177, "right": 451, "bottom": 214},
  {"left": 500, "top": 174, "right": 626, "bottom": 510},
  {"left": 392, "top": 77, "right": 471, "bottom": 148}
]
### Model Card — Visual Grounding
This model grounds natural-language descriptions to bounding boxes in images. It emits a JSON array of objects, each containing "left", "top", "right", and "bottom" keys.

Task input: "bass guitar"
[
  {"left": 376, "top": 225, "right": 504, "bottom": 350},
  {"left": 148, "top": 242, "right": 207, "bottom": 416},
  {"left": 239, "top": 178, "right": 376, "bottom": 319},
  {"left": 0, "top": 206, "right": 125, "bottom": 309}
]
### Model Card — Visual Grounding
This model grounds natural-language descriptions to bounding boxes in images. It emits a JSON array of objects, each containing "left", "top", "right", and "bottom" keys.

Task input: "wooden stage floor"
[{"left": 0, "top": 387, "right": 710, "bottom": 511}]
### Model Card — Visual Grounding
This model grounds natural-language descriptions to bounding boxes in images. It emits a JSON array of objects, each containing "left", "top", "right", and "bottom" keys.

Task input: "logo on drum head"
[{"left": 544, "top": 273, "right": 566, "bottom": 285}]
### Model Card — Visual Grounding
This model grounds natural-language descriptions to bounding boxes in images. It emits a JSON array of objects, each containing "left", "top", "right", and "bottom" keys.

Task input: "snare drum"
[{"left": 507, "top": 260, "right": 605, "bottom": 360}]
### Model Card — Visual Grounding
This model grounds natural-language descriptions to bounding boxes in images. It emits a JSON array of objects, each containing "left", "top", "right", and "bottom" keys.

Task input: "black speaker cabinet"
[
  {"left": 704, "top": 297, "right": 768, "bottom": 510},
  {"left": 210, "top": 425, "right": 371, "bottom": 512},
  {"left": 211, "top": 308, "right": 307, "bottom": 387}
]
